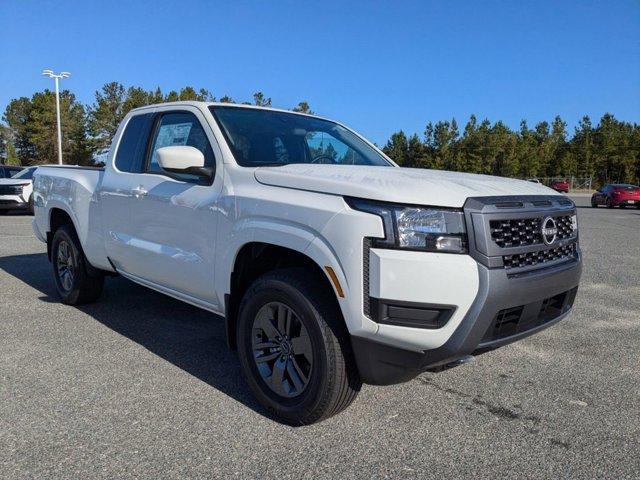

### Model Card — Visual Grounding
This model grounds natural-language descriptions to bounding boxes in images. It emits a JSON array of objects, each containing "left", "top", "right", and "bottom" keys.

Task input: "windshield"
[
  {"left": 13, "top": 167, "right": 36, "bottom": 179},
  {"left": 210, "top": 106, "right": 392, "bottom": 168}
]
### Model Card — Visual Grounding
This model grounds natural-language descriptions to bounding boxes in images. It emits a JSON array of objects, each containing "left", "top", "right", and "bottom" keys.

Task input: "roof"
[{"left": 128, "top": 101, "right": 327, "bottom": 121}]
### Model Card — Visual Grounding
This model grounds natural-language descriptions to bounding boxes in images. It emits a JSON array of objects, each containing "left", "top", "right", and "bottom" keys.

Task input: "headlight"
[{"left": 346, "top": 198, "right": 467, "bottom": 253}]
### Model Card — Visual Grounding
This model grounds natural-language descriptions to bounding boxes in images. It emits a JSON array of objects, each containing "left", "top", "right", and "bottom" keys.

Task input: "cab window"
[
  {"left": 115, "top": 113, "right": 154, "bottom": 173},
  {"left": 147, "top": 112, "right": 215, "bottom": 182}
]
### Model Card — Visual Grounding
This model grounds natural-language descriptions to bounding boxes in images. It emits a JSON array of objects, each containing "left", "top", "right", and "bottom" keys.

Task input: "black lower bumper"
[
  {"left": 351, "top": 257, "right": 582, "bottom": 385},
  {"left": 0, "top": 199, "right": 27, "bottom": 210}
]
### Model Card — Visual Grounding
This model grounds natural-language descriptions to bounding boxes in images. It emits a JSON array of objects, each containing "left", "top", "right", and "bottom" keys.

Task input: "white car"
[
  {"left": 32, "top": 102, "right": 582, "bottom": 424},
  {"left": 0, "top": 166, "right": 37, "bottom": 215}
]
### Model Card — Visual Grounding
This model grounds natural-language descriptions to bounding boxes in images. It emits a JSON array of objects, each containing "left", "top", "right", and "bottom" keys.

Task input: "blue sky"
[{"left": 1, "top": 0, "right": 638, "bottom": 144}]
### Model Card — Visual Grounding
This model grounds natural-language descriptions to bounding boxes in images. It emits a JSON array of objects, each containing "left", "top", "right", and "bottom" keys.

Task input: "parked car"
[
  {"left": 0, "top": 166, "right": 37, "bottom": 215},
  {"left": 0, "top": 165, "right": 24, "bottom": 178},
  {"left": 32, "top": 102, "right": 582, "bottom": 424},
  {"left": 591, "top": 184, "right": 640, "bottom": 208},
  {"left": 550, "top": 179, "right": 569, "bottom": 193}
]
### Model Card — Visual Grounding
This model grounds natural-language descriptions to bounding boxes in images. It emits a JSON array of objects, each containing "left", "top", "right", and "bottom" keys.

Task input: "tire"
[
  {"left": 236, "top": 268, "right": 361, "bottom": 425},
  {"left": 591, "top": 200, "right": 597, "bottom": 208},
  {"left": 606, "top": 198, "right": 614, "bottom": 209},
  {"left": 28, "top": 195, "right": 34, "bottom": 215},
  {"left": 51, "top": 224, "right": 104, "bottom": 305},
  {"left": 0, "top": 210, "right": 8, "bottom": 215}
]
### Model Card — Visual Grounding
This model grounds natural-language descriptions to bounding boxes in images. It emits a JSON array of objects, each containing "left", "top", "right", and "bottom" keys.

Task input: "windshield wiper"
[{"left": 254, "top": 162, "right": 289, "bottom": 167}]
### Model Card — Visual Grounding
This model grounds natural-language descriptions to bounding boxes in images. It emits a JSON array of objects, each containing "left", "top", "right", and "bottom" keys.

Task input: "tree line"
[
  {"left": 1, "top": 82, "right": 638, "bottom": 186},
  {"left": 383, "top": 115, "right": 640, "bottom": 185}
]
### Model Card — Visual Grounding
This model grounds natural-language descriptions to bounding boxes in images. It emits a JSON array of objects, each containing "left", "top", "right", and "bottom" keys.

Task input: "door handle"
[{"left": 132, "top": 186, "right": 148, "bottom": 198}]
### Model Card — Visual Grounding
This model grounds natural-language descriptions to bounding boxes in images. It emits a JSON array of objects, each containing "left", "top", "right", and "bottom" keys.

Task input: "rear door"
[
  {"left": 111, "top": 106, "right": 224, "bottom": 308},
  {"left": 101, "top": 110, "right": 156, "bottom": 267}
]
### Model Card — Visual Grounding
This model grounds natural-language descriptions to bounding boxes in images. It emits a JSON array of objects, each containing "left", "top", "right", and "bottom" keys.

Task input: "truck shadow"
[{"left": 0, "top": 253, "right": 268, "bottom": 419}]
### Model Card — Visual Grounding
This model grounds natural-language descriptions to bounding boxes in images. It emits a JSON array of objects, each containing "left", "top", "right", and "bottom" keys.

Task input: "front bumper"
[
  {"left": 0, "top": 195, "right": 28, "bottom": 210},
  {"left": 352, "top": 256, "right": 582, "bottom": 385},
  {"left": 613, "top": 198, "right": 639, "bottom": 207}
]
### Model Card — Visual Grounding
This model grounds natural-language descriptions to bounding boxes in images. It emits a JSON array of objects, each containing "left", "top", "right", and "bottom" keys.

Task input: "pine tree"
[
  {"left": 382, "top": 131, "right": 409, "bottom": 165},
  {"left": 292, "top": 102, "right": 313, "bottom": 114},
  {"left": 253, "top": 92, "right": 271, "bottom": 107},
  {"left": 5, "top": 90, "right": 89, "bottom": 165},
  {"left": 87, "top": 82, "right": 126, "bottom": 153}
]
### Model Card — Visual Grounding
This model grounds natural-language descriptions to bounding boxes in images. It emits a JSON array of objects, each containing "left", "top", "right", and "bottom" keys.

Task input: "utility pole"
[{"left": 42, "top": 70, "right": 71, "bottom": 165}]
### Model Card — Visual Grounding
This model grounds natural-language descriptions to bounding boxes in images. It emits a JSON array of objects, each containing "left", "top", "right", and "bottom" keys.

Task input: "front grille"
[
  {"left": 480, "top": 287, "right": 578, "bottom": 344},
  {"left": 490, "top": 214, "right": 574, "bottom": 248},
  {"left": 554, "top": 216, "right": 574, "bottom": 239},
  {"left": 466, "top": 195, "right": 580, "bottom": 273},
  {"left": 490, "top": 218, "right": 541, "bottom": 247},
  {"left": 0, "top": 185, "right": 23, "bottom": 195},
  {"left": 503, "top": 242, "right": 577, "bottom": 269}
]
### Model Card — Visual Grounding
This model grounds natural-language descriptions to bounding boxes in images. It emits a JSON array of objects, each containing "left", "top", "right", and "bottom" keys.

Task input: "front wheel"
[
  {"left": 236, "top": 268, "right": 361, "bottom": 425},
  {"left": 51, "top": 225, "right": 104, "bottom": 305}
]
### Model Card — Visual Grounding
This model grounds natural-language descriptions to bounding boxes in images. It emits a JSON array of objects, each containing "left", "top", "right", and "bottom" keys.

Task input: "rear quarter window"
[{"left": 115, "top": 114, "right": 154, "bottom": 173}]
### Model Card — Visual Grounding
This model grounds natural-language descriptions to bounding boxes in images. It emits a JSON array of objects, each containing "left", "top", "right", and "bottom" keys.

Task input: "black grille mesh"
[
  {"left": 503, "top": 242, "right": 577, "bottom": 269},
  {"left": 0, "top": 185, "right": 23, "bottom": 195},
  {"left": 554, "top": 216, "right": 574, "bottom": 239},
  {"left": 490, "top": 214, "right": 574, "bottom": 248}
]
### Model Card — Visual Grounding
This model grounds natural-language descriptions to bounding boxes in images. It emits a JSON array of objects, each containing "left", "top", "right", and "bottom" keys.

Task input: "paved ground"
[{"left": 1, "top": 196, "right": 638, "bottom": 479}]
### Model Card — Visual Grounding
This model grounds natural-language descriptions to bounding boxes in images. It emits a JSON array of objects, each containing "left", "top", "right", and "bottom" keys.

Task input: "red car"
[
  {"left": 550, "top": 179, "right": 569, "bottom": 193},
  {"left": 591, "top": 184, "right": 640, "bottom": 208}
]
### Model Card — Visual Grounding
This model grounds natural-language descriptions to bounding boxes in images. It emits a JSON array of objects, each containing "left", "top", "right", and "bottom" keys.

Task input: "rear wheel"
[
  {"left": 28, "top": 195, "right": 34, "bottom": 215},
  {"left": 236, "top": 268, "right": 361, "bottom": 425},
  {"left": 51, "top": 225, "right": 104, "bottom": 305}
]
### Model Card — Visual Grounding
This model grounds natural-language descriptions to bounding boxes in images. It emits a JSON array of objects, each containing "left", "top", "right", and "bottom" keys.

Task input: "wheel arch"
[
  {"left": 46, "top": 207, "right": 79, "bottom": 261},
  {"left": 224, "top": 241, "right": 347, "bottom": 350}
]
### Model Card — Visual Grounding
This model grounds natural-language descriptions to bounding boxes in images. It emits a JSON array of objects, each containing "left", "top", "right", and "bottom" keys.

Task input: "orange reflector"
[{"left": 324, "top": 266, "right": 345, "bottom": 298}]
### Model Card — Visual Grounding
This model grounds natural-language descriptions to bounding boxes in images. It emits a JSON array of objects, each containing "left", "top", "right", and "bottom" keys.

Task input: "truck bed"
[{"left": 33, "top": 165, "right": 109, "bottom": 270}]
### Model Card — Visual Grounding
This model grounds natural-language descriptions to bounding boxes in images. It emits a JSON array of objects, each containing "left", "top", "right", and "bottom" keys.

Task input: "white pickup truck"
[{"left": 33, "top": 102, "right": 582, "bottom": 424}]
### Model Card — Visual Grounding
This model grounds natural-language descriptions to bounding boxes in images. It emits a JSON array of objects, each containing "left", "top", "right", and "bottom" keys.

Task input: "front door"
[{"left": 117, "top": 108, "right": 223, "bottom": 307}]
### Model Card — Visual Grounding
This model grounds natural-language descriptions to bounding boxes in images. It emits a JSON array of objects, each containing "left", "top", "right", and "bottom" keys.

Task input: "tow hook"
[{"left": 428, "top": 355, "right": 476, "bottom": 372}]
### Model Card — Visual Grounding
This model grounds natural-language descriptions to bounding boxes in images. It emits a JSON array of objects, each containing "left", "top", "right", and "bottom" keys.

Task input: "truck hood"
[
  {"left": 0, "top": 178, "right": 31, "bottom": 186},
  {"left": 254, "top": 164, "right": 561, "bottom": 207}
]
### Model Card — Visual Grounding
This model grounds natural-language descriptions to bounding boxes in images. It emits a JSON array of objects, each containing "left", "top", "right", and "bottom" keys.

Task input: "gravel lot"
[{"left": 1, "top": 195, "right": 638, "bottom": 479}]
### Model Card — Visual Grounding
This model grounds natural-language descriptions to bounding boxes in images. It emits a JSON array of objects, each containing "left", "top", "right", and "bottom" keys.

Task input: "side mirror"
[{"left": 156, "top": 146, "right": 213, "bottom": 183}]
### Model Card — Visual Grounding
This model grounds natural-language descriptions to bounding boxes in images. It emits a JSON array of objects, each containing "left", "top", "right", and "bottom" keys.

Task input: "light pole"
[{"left": 42, "top": 69, "right": 71, "bottom": 165}]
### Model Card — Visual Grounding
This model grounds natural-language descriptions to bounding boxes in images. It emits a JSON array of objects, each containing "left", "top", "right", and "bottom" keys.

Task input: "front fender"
[{"left": 219, "top": 216, "right": 344, "bottom": 299}]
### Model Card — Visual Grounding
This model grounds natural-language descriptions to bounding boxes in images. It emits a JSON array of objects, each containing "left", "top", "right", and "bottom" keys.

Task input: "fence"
[{"left": 526, "top": 176, "right": 593, "bottom": 191}]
